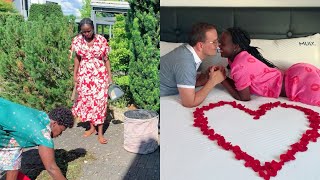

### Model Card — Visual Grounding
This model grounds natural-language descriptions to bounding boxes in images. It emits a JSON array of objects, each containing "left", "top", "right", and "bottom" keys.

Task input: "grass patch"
[{"left": 36, "top": 149, "right": 96, "bottom": 180}]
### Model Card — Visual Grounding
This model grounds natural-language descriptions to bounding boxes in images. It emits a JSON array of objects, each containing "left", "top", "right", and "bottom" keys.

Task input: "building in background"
[
  {"left": 90, "top": 0, "right": 130, "bottom": 37},
  {"left": 10, "top": 0, "right": 129, "bottom": 38}
]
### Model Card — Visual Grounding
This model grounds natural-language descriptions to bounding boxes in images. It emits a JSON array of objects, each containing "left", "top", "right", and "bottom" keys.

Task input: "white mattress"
[{"left": 160, "top": 85, "right": 320, "bottom": 180}]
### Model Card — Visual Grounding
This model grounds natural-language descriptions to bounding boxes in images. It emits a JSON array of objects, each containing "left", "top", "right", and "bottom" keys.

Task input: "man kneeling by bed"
[
  {"left": 160, "top": 22, "right": 226, "bottom": 108},
  {"left": 0, "top": 98, "right": 74, "bottom": 180}
]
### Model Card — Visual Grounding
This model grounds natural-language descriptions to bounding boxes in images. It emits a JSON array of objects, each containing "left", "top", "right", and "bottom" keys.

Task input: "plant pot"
[{"left": 123, "top": 109, "right": 159, "bottom": 154}]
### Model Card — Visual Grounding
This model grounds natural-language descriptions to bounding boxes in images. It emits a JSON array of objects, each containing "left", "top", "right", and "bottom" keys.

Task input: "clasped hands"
[{"left": 206, "top": 65, "right": 227, "bottom": 85}]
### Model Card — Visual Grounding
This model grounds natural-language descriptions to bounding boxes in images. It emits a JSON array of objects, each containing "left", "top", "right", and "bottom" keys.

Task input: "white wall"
[
  {"left": 46, "top": 0, "right": 61, "bottom": 4},
  {"left": 30, "top": 0, "right": 45, "bottom": 4},
  {"left": 161, "top": 0, "right": 320, "bottom": 7},
  {"left": 30, "top": 0, "right": 61, "bottom": 4}
]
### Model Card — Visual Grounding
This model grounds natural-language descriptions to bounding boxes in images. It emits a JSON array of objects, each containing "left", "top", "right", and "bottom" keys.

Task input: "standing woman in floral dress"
[{"left": 71, "top": 18, "right": 112, "bottom": 144}]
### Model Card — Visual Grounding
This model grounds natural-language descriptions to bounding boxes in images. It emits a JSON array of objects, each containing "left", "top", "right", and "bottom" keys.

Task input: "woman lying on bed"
[{"left": 218, "top": 27, "right": 320, "bottom": 107}]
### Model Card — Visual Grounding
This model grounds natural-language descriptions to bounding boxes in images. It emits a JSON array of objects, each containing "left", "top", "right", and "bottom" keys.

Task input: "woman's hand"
[
  {"left": 108, "top": 76, "right": 113, "bottom": 85},
  {"left": 208, "top": 68, "right": 226, "bottom": 85},
  {"left": 215, "top": 66, "right": 226, "bottom": 75},
  {"left": 74, "top": 75, "right": 78, "bottom": 84}
]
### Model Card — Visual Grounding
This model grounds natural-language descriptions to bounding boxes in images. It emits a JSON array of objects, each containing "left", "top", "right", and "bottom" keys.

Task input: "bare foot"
[
  {"left": 98, "top": 136, "right": 108, "bottom": 144},
  {"left": 83, "top": 129, "right": 96, "bottom": 137}
]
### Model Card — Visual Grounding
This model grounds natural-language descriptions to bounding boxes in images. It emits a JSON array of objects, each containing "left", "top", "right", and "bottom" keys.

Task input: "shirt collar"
[{"left": 185, "top": 44, "right": 202, "bottom": 70}]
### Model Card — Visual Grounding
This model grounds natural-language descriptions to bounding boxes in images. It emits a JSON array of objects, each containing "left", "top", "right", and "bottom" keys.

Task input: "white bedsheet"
[{"left": 160, "top": 85, "right": 320, "bottom": 180}]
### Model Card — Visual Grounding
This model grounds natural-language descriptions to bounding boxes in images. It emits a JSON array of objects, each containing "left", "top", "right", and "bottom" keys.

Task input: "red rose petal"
[{"left": 193, "top": 101, "right": 320, "bottom": 179}]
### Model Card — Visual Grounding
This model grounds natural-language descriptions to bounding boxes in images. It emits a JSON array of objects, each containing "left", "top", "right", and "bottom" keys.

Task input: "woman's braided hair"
[
  {"left": 48, "top": 107, "right": 74, "bottom": 128},
  {"left": 226, "top": 27, "right": 276, "bottom": 68},
  {"left": 78, "top": 18, "right": 94, "bottom": 35},
  {"left": 79, "top": 18, "right": 94, "bottom": 29}
]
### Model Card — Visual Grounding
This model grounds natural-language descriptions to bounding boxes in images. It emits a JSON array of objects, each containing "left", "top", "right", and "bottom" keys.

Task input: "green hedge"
[
  {"left": 108, "top": 14, "right": 133, "bottom": 108},
  {"left": 0, "top": 12, "right": 23, "bottom": 24},
  {"left": 126, "top": 0, "right": 160, "bottom": 112},
  {"left": 0, "top": 15, "right": 77, "bottom": 111},
  {"left": 0, "top": 0, "right": 16, "bottom": 13},
  {"left": 28, "top": 4, "right": 63, "bottom": 21}
]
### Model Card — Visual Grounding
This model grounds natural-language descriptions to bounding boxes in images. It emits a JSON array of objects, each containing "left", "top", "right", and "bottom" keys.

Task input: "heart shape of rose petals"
[{"left": 193, "top": 101, "right": 320, "bottom": 180}]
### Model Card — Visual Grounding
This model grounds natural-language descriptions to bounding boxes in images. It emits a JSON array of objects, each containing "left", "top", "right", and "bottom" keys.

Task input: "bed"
[{"left": 160, "top": 6, "right": 320, "bottom": 180}]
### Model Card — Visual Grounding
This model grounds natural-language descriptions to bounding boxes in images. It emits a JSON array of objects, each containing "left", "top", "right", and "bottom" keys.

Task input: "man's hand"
[
  {"left": 213, "top": 65, "right": 226, "bottom": 75},
  {"left": 178, "top": 66, "right": 226, "bottom": 108},
  {"left": 38, "top": 146, "right": 67, "bottom": 180},
  {"left": 207, "top": 66, "right": 226, "bottom": 85}
]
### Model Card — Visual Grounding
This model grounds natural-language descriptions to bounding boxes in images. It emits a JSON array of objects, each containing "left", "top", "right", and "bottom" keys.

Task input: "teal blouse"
[{"left": 0, "top": 98, "right": 54, "bottom": 148}]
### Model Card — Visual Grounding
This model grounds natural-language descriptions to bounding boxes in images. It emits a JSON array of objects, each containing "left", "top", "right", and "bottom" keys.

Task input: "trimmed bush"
[
  {"left": 28, "top": 4, "right": 63, "bottom": 21},
  {"left": 0, "top": 0, "right": 16, "bottom": 13},
  {"left": 0, "top": 15, "right": 77, "bottom": 111},
  {"left": 126, "top": 0, "right": 160, "bottom": 112},
  {"left": 0, "top": 12, "right": 23, "bottom": 24},
  {"left": 0, "top": 13, "right": 25, "bottom": 96}
]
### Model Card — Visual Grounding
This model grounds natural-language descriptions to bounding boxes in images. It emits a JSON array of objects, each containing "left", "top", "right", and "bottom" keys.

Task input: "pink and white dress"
[
  {"left": 71, "top": 34, "right": 110, "bottom": 125},
  {"left": 229, "top": 51, "right": 320, "bottom": 107}
]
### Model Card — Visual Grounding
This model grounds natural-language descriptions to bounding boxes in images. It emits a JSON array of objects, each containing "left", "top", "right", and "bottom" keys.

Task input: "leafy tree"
[
  {"left": 0, "top": 12, "right": 23, "bottom": 24},
  {"left": 126, "top": 0, "right": 160, "bottom": 112},
  {"left": 108, "top": 14, "right": 133, "bottom": 108},
  {"left": 80, "top": 0, "right": 91, "bottom": 18}
]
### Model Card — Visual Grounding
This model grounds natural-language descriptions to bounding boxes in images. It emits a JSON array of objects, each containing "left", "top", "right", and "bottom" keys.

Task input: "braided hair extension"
[
  {"left": 48, "top": 107, "right": 74, "bottom": 128},
  {"left": 226, "top": 27, "right": 276, "bottom": 68},
  {"left": 79, "top": 18, "right": 94, "bottom": 29}
]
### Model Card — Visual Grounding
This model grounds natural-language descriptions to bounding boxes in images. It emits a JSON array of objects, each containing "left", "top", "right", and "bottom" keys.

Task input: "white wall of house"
[
  {"left": 30, "top": 0, "right": 61, "bottom": 4},
  {"left": 90, "top": 0, "right": 130, "bottom": 36},
  {"left": 12, "top": 0, "right": 30, "bottom": 19}
]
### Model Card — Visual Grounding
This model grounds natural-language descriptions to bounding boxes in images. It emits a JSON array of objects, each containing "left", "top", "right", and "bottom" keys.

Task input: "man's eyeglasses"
[{"left": 205, "top": 41, "right": 219, "bottom": 46}]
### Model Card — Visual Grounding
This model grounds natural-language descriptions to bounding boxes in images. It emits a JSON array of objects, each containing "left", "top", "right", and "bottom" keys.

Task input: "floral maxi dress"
[{"left": 71, "top": 34, "right": 110, "bottom": 125}]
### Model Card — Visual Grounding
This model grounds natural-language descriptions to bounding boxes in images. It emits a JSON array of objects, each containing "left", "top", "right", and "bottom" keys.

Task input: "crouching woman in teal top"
[{"left": 0, "top": 98, "right": 74, "bottom": 180}]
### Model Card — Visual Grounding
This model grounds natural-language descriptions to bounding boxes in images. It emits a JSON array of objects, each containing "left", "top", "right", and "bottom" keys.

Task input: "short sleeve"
[
  {"left": 71, "top": 35, "right": 82, "bottom": 57},
  {"left": 71, "top": 36, "right": 78, "bottom": 50},
  {"left": 13, "top": 112, "right": 54, "bottom": 148},
  {"left": 175, "top": 64, "right": 197, "bottom": 88},
  {"left": 34, "top": 113, "right": 54, "bottom": 148},
  {"left": 29, "top": 125, "right": 54, "bottom": 148},
  {"left": 0, "top": 99, "right": 54, "bottom": 148},
  {"left": 231, "top": 62, "right": 251, "bottom": 91}
]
